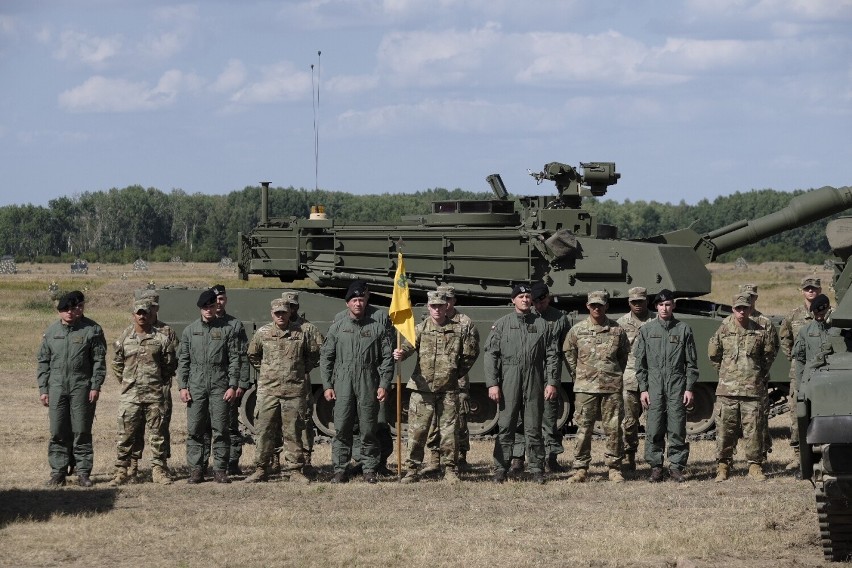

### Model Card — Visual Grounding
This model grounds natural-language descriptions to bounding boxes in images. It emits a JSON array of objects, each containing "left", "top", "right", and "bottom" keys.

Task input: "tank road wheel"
[
  {"left": 467, "top": 385, "right": 499, "bottom": 436},
  {"left": 555, "top": 385, "right": 571, "bottom": 430},
  {"left": 385, "top": 387, "right": 411, "bottom": 436},
  {"left": 237, "top": 385, "right": 257, "bottom": 437},
  {"left": 313, "top": 390, "right": 336, "bottom": 436},
  {"left": 686, "top": 383, "right": 716, "bottom": 435}
]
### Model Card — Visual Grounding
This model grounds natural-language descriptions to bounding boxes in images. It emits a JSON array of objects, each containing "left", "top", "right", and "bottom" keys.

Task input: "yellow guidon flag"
[{"left": 389, "top": 251, "right": 416, "bottom": 346}]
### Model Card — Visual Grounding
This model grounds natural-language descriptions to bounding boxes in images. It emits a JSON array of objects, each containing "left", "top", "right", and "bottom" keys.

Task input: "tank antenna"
[{"left": 311, "top": 50, "right": 322, "bottom": 192}]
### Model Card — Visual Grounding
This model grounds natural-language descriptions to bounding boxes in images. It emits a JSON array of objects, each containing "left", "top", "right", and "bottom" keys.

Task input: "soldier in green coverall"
[{"left": 37, "top": 291, "right": 107, "bottom": 487}]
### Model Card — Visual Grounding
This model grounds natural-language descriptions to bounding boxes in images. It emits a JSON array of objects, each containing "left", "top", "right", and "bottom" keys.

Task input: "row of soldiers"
[{"left": 36, "top": 275, "right": 829, "bottom": 486}]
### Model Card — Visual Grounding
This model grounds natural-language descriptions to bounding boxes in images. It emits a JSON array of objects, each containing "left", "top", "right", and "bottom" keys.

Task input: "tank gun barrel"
[{"left": 707, "top": 186, "right": 852, "bottom": 260}]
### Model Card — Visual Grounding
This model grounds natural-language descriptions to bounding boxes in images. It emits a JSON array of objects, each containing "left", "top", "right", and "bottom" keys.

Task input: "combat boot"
[
  {"left": 668, "top": 468, "right": 686, "bottom": 483},
  {"left": 213, "top": 470, "right": 231, "bottom": 484},
  {"left": 400, "top": 470, "right": 419, "bottom": 484},
  {"left": 546, "top": 454, "right": 565, "bottom": 473},
  {"left": 289, "top": 469, "right": 311, "bottom": 484},
  {"left": 303, "top": 452, "right": 315, "bottom": 477},
  {"left": 363, "top": 471, "right": 378, "bottom": 484},
  {"left": 443, "top": 469, "right": 461, "bottom": 485},
  {"left": 187, "top": 468, "right": 204, "bottom": 484},
  {"left": 492, "top": 470, "right": 507, "bottom": 484},
  {"left": 531, "top": 472, "right": 546, "bottom": 485},
  {"left": 748, "top": 463, "right": 766, "bottom": 482},
  {"left": 46, "top": 472, "right": 66, "bottom": 487},
  {"left": 331, "top": 471, "right": 349, "bottom": 484},
  {"left": 508, "top": 458, "right": 525, "bottom": 478},
  {"left": 649, "top": 466, "right": 665, "bottom": 483},
  {"left": 227, "top": 461, "right": 242, "bottom": 476},
  {"left": 567, "top": 469, "right": 587, "bottom": 483},
  {"left": 111, "top": 467, "right": 131, "bottom": 486},
  {"left": 244, "top": 467, "right": 269, "bottom": 483},
  {"left": 608, "top": 468, "right": 625, "bottom": 483},
  {"left": 151, "top": 465, "right": 173, "bottom": 485},
  {"left": 420, "top": 451, "right": 441, "bottom": 476},
  {"left": 624, "top": 453, "right": 636, "bottom": 472},
  {"left": 457, "top": 453, "right": 473, "bottom": 473},
  {"left": 128, "top": 459, "right": 139, "bottom": 479},
  {"left": 77, "top": 473, "right": 93, "bottom": 487},
  {"left": 714, "top": 463, "right": 729, "bottom": 482}
]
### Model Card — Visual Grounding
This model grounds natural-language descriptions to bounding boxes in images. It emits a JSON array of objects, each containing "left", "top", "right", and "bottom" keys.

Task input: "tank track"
[{"left": 814, "top": 463, "right": 852, "bottom": 561}]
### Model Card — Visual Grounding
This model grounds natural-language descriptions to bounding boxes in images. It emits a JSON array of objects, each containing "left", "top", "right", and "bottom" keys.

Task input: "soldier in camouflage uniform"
[
  {"left": 422, "top": 284, "right": 480, "bottom": 474},
  {"left": 709, "top": 294, "right": 778, "bottom": 482},
  {"left": 485, "top": 284, "right": 559, "bottom": 484},
  {"left": 616, "top": 286, "right": 651, "bottom": 472},
  {"left": 321, "top": 281, "right": 394, "bottom": 484},
  {"left": 394, "top": 290, "right": 479, "bottom": 483},
  {"left": 37, "top": 291, "right": 107, "bottom": 487},
  {"left": 564, "top": 291, "right": 630, "bottom": 483},
  {"left": 244, "top": 298, "right": 322, "bottom": 483},
  {"left": 111, "top": 299, "right": 178, "bottom": 485},
  {"left": 779, "top": 276, "right": 821, "bottom": 471},
  {"left": 177, "top": 289, "right": 241, "bottom": 484}
]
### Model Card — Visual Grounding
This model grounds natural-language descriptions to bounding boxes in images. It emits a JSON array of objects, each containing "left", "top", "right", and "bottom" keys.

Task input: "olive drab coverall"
[
  {"left": 176, "top": 317, "right": 240, "bottom": 472},
  {"left": 485, "top": 311, "right": 559, "bottom": 474},
  {"left": 37, "top": 317, "right": 107, "bottom": 476},
  {"left": 634, "top": 317, "right": 699, "bottom": 471},
  {"left": 320, "top": 311, "right": 393, "bottom": 474}
]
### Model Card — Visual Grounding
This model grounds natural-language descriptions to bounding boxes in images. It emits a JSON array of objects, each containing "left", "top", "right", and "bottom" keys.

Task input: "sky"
[{"left": 1, "top": 0, "right": 851, "bottom": 208}]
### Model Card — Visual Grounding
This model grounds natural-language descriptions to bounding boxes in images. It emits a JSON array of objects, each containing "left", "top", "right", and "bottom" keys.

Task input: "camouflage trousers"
[
  {"left": 254, "top": 391, "right": 308, "bottom": 472},
  {"left": 572, "top": 392, "right": 624, "bottom": 470},
  {"left": 789, "top": 377, "right": 799, "bottom": 447},
  {"left": 407, "top": 390, "right": 459, "bottom": 471},
  {"left": 426, "top": 389, "right": 469, "bottom": 455},
  {"left": 716, "top": 395, "right": 763, "bottom": 465},
  {"left": 116, "top": 399, "right": 166, "bottom": 468},
  {"left": 622, "top": 389, "right": 642, "bottom": 456},
  {"left": 130, "top": 382, "right": 173, "bottom": 462}
]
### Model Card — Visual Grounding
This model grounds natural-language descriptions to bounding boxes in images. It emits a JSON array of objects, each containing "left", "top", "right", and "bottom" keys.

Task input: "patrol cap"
[
  {"left": 138, "top": 289, "right": 159, "bottom": 306},
  {"left": 436, "top": 284, "right": 456, "bottom": 298},
  {"left": 427, "top": 290, "right": 448, "bottom": 305},
  {"left": 732, "top": 294, "right": 752, "bottom": 308},
  {"left": 68, "top": 290, "right": 85, "bottom": 304},
  {"left": 587, "top": 290, "right": 609, "bottom": 305},
  {"left": 628, "top": 287, "right": 647, "bottom": 301},
  {"left": 810, "top": 294, "right": 830, "bottom": 313},
  {"left": 281, "top": 290, "right": 299, "bottom": 306},
  {"left": 271, "top": 298, "right": 288, "bottom": 313},
  {"left": 654, "top": 289, "right": 674, "bottom": 305},
  {"left": 739, "top": 283, "right": 758, "bottom": 297},
  {"left": 210, "top": 284, "right": 227, "bottom": 297},
  {"left": 345, "top": 280, "right": 368, "bottom": 301},
  {"left": 197, "top": 289, "right": 217, "bottom": 308},
  {"left": 511, "top": 283, "right": 532, "bottom": 298},
  {"left": 531, "top": 281, "right": 549, "bottom": 301},
  {"left": 801, "top": 276, "right": 822, "bottom": 290},
  {"left": 56, "top": 293, "right": 78, "bottom": 312},
  {"left": 133, "top": 299, "right": 152, "bottom": 313}
]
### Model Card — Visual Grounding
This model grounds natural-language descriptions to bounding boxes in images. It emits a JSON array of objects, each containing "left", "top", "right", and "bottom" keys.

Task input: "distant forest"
[{"left": 0, "top": 184, "right": 846, "bottom": 264}]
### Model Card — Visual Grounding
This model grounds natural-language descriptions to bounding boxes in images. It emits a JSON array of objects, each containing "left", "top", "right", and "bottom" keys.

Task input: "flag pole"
[{"left": 396, "top": 331, "right": 402, "bottom": 479}]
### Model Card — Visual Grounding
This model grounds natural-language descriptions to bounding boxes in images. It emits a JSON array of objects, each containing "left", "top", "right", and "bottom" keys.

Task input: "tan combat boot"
[
  {"left": 244, "top": 467, "right": 269, "bottom": 483},
  {"left": 128, "top": 459, "right": 139, "bottom": 479},
  {"left": 152, "top": 465, "right": 173, "bottom": 485},
  {"left": 567, "top": 469, "right": 588, "bottom": 483},
  {"left": 400, "top": 470, "right": 419, "bottom": 484},
  {"left": 111, "top": 466, "right": 131, "bottom": 486},
  {"left": 748, "top": 463, "right": 766, "bottom": 481},
  {"left": 608, "top": 468, "right": 624, "bottom": 483},
  {"left": 714, "top": 463, "right": 729, "bottom": 482},
  {"left": 420, "top": 451, "right": 441, "bottom": 476},
  {"left": 443, "top": 469, "right": 461, "bottom": 485}
]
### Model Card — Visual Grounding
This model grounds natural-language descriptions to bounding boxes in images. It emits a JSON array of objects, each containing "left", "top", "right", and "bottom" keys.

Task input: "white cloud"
[
  {"left": 326, "top": 74, "right": 378, "bottom": 95},
  {"left": 54, "top": 29, "right": 122, "bottom": 67},
  {"left": 139, "top": 31, "right": 185, "bottom": 59},
  {"left": 211, "top": 59, "right": 247, "bottom": 93},
  {"left": 58, "top": 70, "right": 202, "bottom": 112},
  {"left": 230, "top": 62, "right": 313, "bottom": 104}
]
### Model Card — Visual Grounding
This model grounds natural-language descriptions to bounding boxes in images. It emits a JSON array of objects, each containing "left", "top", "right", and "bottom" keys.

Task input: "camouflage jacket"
[
  {"left": 634, "top": 317, "right": 699, "bottom": 394},
  {"left": 616, "top": 311, "right": 651, "bottom": 392},
  {"left": 708, "top": 315, "right": 778, "bottom": 398},
  {"left": 176, "top": 317, "right": 240, "bottom": 391},
  {"left": 320, "top": 310, "right": 394, "bottom": 391},
  {"left": 750, "top": 309, "right": 780, "bottom": 383},
  {"left": 563, "top": 316, "right": 629, "bottom": 394},
  {"left": 484, "top": 311, "right": 558, "bottom": 389},
  {"left": 398, "top": 316, "right": 479, "bottom": 393},
  {"left": 537, "top": 305, "right": 570, "bottom": 382},
  {"left": 111, "top": 324, "right": 178, "bottom": 404},
  {"left": 247, "top": 320, "right": 322, "bottom": 398},
  {"left": 36, "top": 316, "right": 107, "bottom": 395},
  {"left": 779, "top": 305, "right": 814, "bottom": 380},
  {"left": 449, "top": 310, "right": 479, "bottom": 391}
]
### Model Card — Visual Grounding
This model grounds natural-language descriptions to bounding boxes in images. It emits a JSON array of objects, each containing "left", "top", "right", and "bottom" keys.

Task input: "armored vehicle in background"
[
  {"left": 158, "top": 161, "right": 852, "bottom": 438},
  {"left": 797, "top": 217, "right": 852, "bottom": 562}
]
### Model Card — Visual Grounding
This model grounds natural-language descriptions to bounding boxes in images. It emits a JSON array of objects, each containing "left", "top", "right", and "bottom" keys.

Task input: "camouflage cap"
[
  {"left": 628, "top": 286, "right": 647, "bottom": 301},
  {"left": 739, "top": 283, "right": 758, "bottom": 297},
  {"left": 271, "top": 298, "right": 288, "bottom": 313},
  {"left": 587, "top": 290, "right": 609, "bottom": 305},
  {"left": 133, "top": 299, "right": 152, "bottom": 313},
  {"left": 427, "top": 290, "right": 448, "bottom": 305},
  {"left": 436, "top": 284, "right": 456, "bottom": 298},
  {"left": 732, "top": 294, "right": 752, "bottom": 308},
  {"left": 801, "top": 276, "right": 822, "bottom": 290},
  {"left": 281, "top": 290, "right": 300, "bottom": 305},
  {"left": 138, "top": 289, "right": 159, "bottom": 305}
]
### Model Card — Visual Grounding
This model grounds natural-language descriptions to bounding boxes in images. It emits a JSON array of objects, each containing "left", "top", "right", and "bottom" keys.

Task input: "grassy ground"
[{"left": 0, "top": 261, "right": 832, "bottom": 567}]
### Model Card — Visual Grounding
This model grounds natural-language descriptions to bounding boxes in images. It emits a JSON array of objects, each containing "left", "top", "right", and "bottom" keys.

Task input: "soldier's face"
[
  {"left": 533, "top": 295, "right": 551, "bottom": 312},
  {"left": 587, "top": 302, "right": 607, "bottom": 319},
  {"left": 272, "top": 310, "right": 290, "bottom": 329},
  {"left": 512, "top": 293, "right": 533, "bottom": 313},
  {"left": 215, "top": 294, "right": 227, "bottom": 314},
  {"left": 347, "top": 296, "right": 367, "bottom": 318},
  {"left": 134, "top": 310, "right": 151, "bottom": 328},
  {"left": 200, "top": 303, "right": 217, "bottom": 321},
  {"left": 803, "top": 286, "right": 821, "bottom": 303},
  {"left": 656, "top": 300, "right": 674, "bottom": 320},
  {"left": 289, "top": 304, "right": 299, "bottom": 319},
  {"left": 428, "top": 303, "right": 448, "bottom": 324},
  {"left": 813, "top": 304, "right": 829, "bottom": 322},
  {"left": 629, "top": 299, "right": 647, "bottom": 316},
  {"left": 732, "top": 304, "right": 752, "bottom": 326},
  {"left": 59, "top": 305, "right": 80, "bottom": 325}
]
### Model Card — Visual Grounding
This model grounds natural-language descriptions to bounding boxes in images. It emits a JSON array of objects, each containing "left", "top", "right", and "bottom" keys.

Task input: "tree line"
[{"left": 0, "top": 184, "right": 843, "bottom": 264}]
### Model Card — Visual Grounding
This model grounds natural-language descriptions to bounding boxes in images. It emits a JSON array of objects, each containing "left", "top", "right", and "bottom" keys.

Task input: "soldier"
[
  {"left": 485, "top": 284, "right": 559, "bottom": 484},
  {"left": 634, "top": 289, "right": 699, "bottom": 483},
  {"left": 111, "top": 299, "right": 177, "bottom": 485},
  {"left": 421, "top": 284, "right": 480, "bottom": 475},
  {"left": 394, "top": 290, "right": 479, "bottom": 483},
  {"left": 793, "top": 294, "right": 834, "bottom": 388},
  {"left": 320, "top": 280, "right": 394, "bottom": 484},
  {"left": 177, "top": 289, "right": 241, "bottom": 484},
  {"left": 36, "top": 291, "right": 107, "bottom": 487},
  {"left": 779, "top": 276, "right": 822, "bottom": 471},
  {"left": 616, "top": 286, "right": 652, "bottom": 472},
  {"left": 709, "top": 294, "right": 778, "bottom": 482},
  {"left": 244, "top": 298, "right": 322, "bottom": 483},
  {"left": 564, "top": 291, "right": 630, "bottom": 483}
]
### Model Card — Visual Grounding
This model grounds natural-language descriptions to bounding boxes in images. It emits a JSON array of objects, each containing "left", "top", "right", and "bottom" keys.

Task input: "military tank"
[
  {"left": 797, "top": 217, "right": 852, "bottom": 562},
  {"left": 157, "top": 161, "right": 852, "bottom": 438}
]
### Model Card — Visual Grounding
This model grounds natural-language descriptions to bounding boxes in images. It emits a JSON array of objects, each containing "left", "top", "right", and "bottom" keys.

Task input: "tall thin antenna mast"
[{"left": 311, "top": 50, "right": 322, "bottom": 192}]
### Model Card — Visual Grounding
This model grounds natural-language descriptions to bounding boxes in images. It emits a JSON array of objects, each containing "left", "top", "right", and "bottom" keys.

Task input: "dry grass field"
[{"left": 0, "top": 261, "right": 836, "bottom": 567}]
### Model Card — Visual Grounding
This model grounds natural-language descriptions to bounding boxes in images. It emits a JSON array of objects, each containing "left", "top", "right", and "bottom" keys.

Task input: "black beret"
[
  {"left": 197, "top": 289, "right": 218, "bottom": 308},
  {"left": 810, "top": 294, "right": 830, "bottom": 313},
  {"left": 56, "top": 293, "right": 78, "bottom": 311},
  {"left": 530, "top": 281, "right": 549, "bottom": 301},
  {"left": 345, "top": 280, "right": 368, "bottom": 302},
  {"left": 654, "top": 289, "right": 674, "bottom": 306},
  {"left": 68, "top": 290, "right": 85, "bottom": 304},
  {"left": 511, "top": 283, "right": 532, "bottom": 298},
  {"left": 210, "top": 284, "right": 226, "bottom": 296}
]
